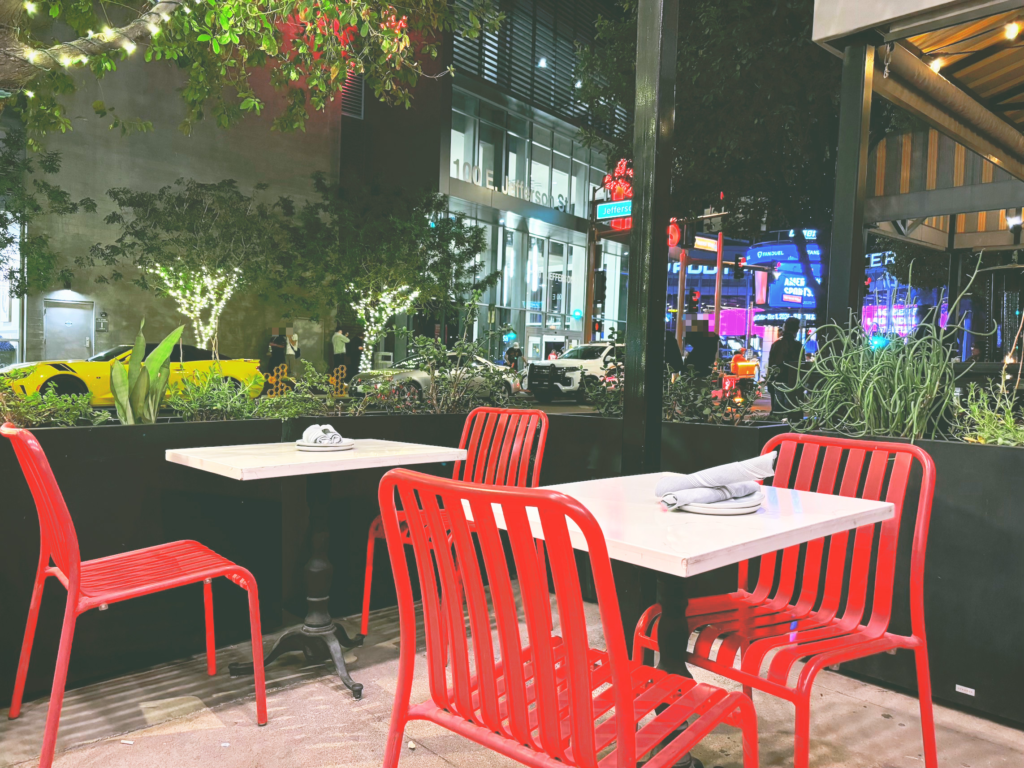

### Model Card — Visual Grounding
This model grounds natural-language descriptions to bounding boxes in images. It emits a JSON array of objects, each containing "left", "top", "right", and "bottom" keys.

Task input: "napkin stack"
[
  {"left": 301, "top": 424, "right": 347, "bottom": 445},
  {"left": 655, "top": 452, "right": 777, "bottom": 513}
]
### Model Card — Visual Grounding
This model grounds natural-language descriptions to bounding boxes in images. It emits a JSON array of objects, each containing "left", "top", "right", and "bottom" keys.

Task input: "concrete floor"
[{"left": 2, "top": 600, "right": 1021, "bottom": 768}]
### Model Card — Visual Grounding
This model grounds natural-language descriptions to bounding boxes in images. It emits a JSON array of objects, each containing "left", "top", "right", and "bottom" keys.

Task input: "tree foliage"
[
  {"left": 0, "top": 128, "right": 96, "bottom": 296},
  {"left": 1, "top": 0, "right": 501, "bottom": 143}
]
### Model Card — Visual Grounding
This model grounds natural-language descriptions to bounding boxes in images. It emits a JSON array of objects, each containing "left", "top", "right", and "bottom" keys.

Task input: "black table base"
[{"left": 229, "top": 474, "right": 366, "bottom": 698}]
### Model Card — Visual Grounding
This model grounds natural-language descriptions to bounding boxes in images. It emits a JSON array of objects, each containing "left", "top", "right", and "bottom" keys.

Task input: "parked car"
[
  {"left": 0, "top": 344, "right": 261, "bottom": 406},
  {"left": 349, "top": 352, "right": 522, "bottom": 402},
  {"left": 524, "top": 342, "right": 624, "bottom": 403}
]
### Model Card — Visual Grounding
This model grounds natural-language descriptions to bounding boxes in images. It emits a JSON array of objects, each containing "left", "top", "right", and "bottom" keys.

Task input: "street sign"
[
  {"left": 595, "top": 200, "right": 632, "bottom": 220},
  {"left": 694, "top": 235, "right": 718, "bottom": 252}
]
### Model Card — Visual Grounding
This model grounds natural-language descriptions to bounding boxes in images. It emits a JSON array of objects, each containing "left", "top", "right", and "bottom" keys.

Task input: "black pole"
[
  {"left": 825, "top": 44, "right": 874, "bottom": 327},
  {"left": 622, "top": 0, "right": 679, "bottom": 476}
]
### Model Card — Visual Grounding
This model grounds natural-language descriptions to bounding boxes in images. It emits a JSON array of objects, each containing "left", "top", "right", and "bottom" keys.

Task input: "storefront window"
[
  {"left": 527, "top": 236, "right": 545, "bottom": 326},
  {"left": 503, "top": 228, "right": 524, "bottom": 311},
  {"left": 567, "top": 244, "right": 587, "bottom": 332},
  {"left": 477, "top": 123, "right": 504, "bottom": 187},
  {"left": 451, "top": 112, "right": 476, "bottom": 179},
  {"left": 548, "top": 241, "right": 566, "bottom": 314},
  {"left": 507, "top": 134, "right": 529, "bottom": 191}
]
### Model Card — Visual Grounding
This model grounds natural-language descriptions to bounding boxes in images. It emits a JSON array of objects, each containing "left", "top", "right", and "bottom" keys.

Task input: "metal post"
[
  {"left": 825, "top": 45, "right": 874, "bottom": 327},
  {"left": 713, "top": 231, "right": 724, "bottom": 335},
  {"left": 623, "top": 0, "right": 679, "bottom": 476},
  {"left": 676, "top": 248, "right": 687, "bottom": 348}
]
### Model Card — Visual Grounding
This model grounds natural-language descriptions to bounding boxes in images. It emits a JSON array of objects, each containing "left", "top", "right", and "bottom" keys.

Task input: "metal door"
[{"left": 43, "top": 300, "right": 93, "bottom": 360}]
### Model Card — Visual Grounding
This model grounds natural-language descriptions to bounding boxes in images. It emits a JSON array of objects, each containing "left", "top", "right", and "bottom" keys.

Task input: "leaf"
[
  {"left": 144, "top": 325, "right": 185, "bottom": 387},
  {"left": 128, "top": 319, "right": 145, "bottom": 391},
  {"left": 129, "top": 368, "right": 150, "bottom": 421},
  {"left": 110, "top": 361, "right": 133, "bottom": 424},
  {"left": 197, "top": 34, "right": 211, "bottom": 41}
]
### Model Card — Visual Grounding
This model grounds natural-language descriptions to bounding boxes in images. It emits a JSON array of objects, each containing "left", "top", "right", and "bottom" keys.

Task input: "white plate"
[
  {"left": 677, "top": 491, "right": 765, "bottom": 516},
  {"left": 295, "top": 441, "right": 355, "bottom": 452}
]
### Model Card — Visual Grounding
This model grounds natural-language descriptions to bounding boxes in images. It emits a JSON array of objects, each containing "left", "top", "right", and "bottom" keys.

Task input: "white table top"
[
  {"left": 531, "top": 473, "right": 894, "bottom": 577},
  {"left": 166, "top": 439, "right": 467, "bottom": 481}
]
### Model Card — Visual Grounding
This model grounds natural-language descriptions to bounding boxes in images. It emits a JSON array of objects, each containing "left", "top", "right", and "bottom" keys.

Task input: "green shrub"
[
  {"left": 255, "top": 365, "right": 351, "bottom": 419},
  {"left": 0, "top": 367, "right": 108, "bottom": 428},
  {"left": 167, "top": 368, "right": 264, "bottom": 422},
  {"left": 953, "top": 382, "right": 1024, "bottom": 446}
]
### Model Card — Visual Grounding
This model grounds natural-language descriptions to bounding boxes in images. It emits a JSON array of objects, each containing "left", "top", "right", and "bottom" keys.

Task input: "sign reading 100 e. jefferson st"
[{"left": 453, "top": 160, "right": 573, "bottom": 213}]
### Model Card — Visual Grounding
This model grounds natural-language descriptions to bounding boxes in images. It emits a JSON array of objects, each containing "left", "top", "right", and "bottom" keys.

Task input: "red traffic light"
[{"left": 667, "top": 221, "right": 681, "bottom": 248}]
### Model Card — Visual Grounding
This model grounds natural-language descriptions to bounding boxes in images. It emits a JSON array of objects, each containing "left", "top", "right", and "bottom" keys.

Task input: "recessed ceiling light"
[{"left": 537, "top": 58, "right": 547, "bottom": 68}]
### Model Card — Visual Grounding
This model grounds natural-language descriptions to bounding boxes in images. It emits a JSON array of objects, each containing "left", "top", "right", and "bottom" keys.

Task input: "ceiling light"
[
  {"left": 929, "top": 58, "right": 943, "bottom": 73},
  {"left": 1007, "top": 22, "right": 1020, "bottom": 40},
  {"left": 537, "top": 57, "right": 547, "bottom": 68}
]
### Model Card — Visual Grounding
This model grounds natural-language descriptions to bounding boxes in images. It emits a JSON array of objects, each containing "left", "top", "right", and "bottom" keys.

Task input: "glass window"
[
  {"left": 479, "top": 102, "right": 504, "bottom": 127},
  {"left": 552, "top": 152, "right": 570, "bottom": 212},
  {"left": 531, "top": 144, "right": 551, "bottom": 204},
  {"left": 554, "top": 133, "right": 573, "bottom": 156},
  {"left": 527, "top": 237, "right": 546, "bottom": 326},
  {"left": 453, "top": 91, "right": 479, "bottom": 116},
  {"left": 591, "top": 150, "right": 607, "bottom": 174},
  {"left": 506, "top": 134, "right": 529, "bottom": 194},
  {"left": 532, "top": 125, "right": 553, "bottom": 148},
  {"left": 548, "top": 241, "right": 566, "bottom": 314},
  {"left": 573, "top": 141, "right": 590, "bottom": 166},
  {"left": 567, "top": 243, "right": 587, "bottom": 330},
  {"left": 571, "top": 160, "right": 590, "bottom": 217},
  {"left": 478, "top": 123, "right": 504, "bottom": 189},
  {"left": 502, "top": 228, "right": 523, "bottom": 310},
  {"left": 451, "top": 113, "right": 476, "bottom": 180},
  {"left": 508, "top": 115, "right": 529, "bottom": 138},
  {"left": 559, "top": 345, "right": 608, "bottom": 360},
  {"left": 589, "top": 167, "right": 605, "bottom": 206}
]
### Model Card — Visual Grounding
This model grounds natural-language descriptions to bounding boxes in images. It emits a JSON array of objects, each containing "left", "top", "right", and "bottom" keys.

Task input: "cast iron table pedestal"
[{"left": 230, "top": 474, "right": 364, "bottom": 698}]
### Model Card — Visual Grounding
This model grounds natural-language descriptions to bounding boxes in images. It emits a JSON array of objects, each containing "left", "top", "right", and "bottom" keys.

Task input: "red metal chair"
[
  {"left": 378, "top": 469, "right": 758, "bottom": 768},
  {"left": 2, "top": 423, "right": 267, "bottom": 768},
  {"left": 360, "top": 407, "right": 549, "bottom": 635},
  {"left": 634, "top": 433, "right": 938, "bottom": 768}
]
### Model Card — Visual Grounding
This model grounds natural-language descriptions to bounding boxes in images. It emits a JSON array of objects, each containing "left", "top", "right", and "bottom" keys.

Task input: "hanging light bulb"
[
  {"left": 929, "top": 57, "right": 943, "bottom": 73},
  {"left": 1007, "top": 22, "right": 1020, "bottom": 40}
]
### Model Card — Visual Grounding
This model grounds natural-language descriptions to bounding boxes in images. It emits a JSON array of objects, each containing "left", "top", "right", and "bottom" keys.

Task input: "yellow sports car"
[{"left": 0, "top": 343, "right": 261, "bottom": 407}]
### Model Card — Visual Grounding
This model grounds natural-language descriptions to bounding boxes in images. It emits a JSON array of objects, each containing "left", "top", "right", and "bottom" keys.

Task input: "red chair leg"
[
  {"left": 38, "top": 603, "right": 76, "bottom": 768},
  {"left": 204, "top": 579, "right": 216, "bottom": 676},
  {"left": 361, "top": 526, "right": 378, "bottom": 636},
  {"left": 793, "top": 696, "right": 811, "bottom": 768},
  {"left": 9, "top": 564, "right": 47, "bottom": 719},
  {"left": 734, "top": 694, "right": 760, "bottom": 768},
  {"left": 914, "top": 645, "right": 939, "bottom": 768},
  {"left": 241, "top": 573, "right": 267, "bottom": 726}
]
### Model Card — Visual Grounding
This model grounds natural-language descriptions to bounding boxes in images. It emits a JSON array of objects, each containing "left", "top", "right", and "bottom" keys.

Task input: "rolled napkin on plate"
[
  {"left": 655, "top": 452, "right": 777, "bottom": 513},
  {"left": 301, "top": 424, "right": 346, "bottom": 445}
]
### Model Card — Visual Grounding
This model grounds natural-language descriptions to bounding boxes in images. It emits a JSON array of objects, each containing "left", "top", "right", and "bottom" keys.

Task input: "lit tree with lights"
[
  {"left": 150, "top": 263, "right": 241, "bottom": 355},
  {"left": 82, "top": 177, "right": 288, "bottom": 351},
  {"left": 0, "top": 0, "right": 500, "bottom": 145},
  {"left": 352, "top": 283, "right": 419, "bottom": 371}
]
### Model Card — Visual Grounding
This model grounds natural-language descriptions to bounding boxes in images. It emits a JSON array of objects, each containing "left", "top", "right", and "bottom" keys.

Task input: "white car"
[
  {"left": 524, "top": 342, "right": 624, "bottom": 403},
  {"left": 349, "top": 352, "right": 521, "bottom": 402}
]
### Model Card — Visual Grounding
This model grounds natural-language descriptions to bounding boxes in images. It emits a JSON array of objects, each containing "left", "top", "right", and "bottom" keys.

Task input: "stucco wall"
[{"left": 27, "top": 55, "right": 343, "bottom": 364}]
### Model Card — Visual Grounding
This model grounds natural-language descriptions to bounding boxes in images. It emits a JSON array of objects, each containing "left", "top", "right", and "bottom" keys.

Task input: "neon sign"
[{"left": 601, "top": 159, "right": 633, "bottom": 230}]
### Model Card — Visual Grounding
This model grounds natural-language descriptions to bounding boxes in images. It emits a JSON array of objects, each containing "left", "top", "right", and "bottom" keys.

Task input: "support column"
[
  {"left": 623, "top": 0, "right": 679, "bottom": 475},
  {"left": 825, "top": 45, "right": 874, "bottom": 327}
]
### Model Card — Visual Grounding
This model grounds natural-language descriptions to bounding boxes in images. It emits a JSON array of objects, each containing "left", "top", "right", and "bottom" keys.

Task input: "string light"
[
  {"left": 151, "top": 264, "right": 241, "bottom": 351},
  {"left": 147, "top": 23, "right": 160, "bottom": 36},
  {"left": 24, "top": 90, "right": 33, "bottom": 98},
  {"left": 23, "top": 1, "right": 36, "bottom": 14},
  {"left": 1007, "top": 22, "right": 1020, "bottom": 40},
  {"left": 351, "top": 284, "right": 420, "bottom": 372},
  {"left": 929, "top": 58, "right": 943, "bottom": 73},
  {"left": 123, "top": 39, "right": 137, "bottom": 54}
]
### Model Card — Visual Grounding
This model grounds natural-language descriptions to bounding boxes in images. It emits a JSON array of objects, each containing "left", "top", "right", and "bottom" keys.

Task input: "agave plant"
[{"left": 110, "top": 320, "right": 184, "bottom": 425}]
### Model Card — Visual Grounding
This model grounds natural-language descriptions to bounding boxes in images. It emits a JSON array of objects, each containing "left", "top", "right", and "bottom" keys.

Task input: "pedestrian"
[
  {"left": 265, "top": 333, "right": 287, "bottom": 374},
  {"left": 349, "top": 331, "right": 365, "bottom": 375},
  {"left": 286, "top": 332, "right": 301, "bottom": 378},
  {"left": 505, "top": 341, "right": 523, "bottom": 371},
  {"left": 331, "top": 326, "right": 350, "bottom": 372},
  {"left": 683, "top": 331, "right": 719, "bottom": 378},
  {"left": 767, "top": 317, "right": 803, "bottom": 421}
]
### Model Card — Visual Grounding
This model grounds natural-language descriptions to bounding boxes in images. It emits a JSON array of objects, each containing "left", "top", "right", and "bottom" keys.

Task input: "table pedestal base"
[{"left": 229, "top": 621, "right": 364, "bottom": 699}]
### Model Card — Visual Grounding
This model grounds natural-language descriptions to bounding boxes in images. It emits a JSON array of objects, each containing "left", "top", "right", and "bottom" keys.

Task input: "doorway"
[{"left": 43, "top": 300, "right": 94, "bottom": 360}]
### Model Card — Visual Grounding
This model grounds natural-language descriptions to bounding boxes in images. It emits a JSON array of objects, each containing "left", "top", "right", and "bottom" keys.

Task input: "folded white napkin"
[
  {"left": 661, "top": 480, "right": 762, "bottom": 508},
  {"left": 654, "top": 451, "right": 777, "bottom": 498},
  {"left": 301, "top": 424, "right": 345, "bottom": 445}
]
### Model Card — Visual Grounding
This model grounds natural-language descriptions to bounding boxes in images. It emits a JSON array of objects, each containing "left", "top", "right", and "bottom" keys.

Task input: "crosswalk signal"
[
  {"left": 594, "top": 269, "right": 607, "bottom": 308},
  {"left": 732, "top": 255, "right": 746, "bottom": 279},
  {"left": 593, "top": 320, "right": 603, "bottom": 336},
  {"left": 685, "top": 289, "right": 700, "bottom": 313}
]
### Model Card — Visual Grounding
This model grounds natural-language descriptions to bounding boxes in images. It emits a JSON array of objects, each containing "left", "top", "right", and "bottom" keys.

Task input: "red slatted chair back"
[
  {"left": 751, "top": 433, "right": 935, "bottom": 637},
  {"left": 2, "top": 423, "right": 82, "bottom": 587},
  {"left": 454, "top": 407, "right": 549, "bottom": 488},
  {"left": 379, "top": 469, "right": 636, "bottom": 768}
]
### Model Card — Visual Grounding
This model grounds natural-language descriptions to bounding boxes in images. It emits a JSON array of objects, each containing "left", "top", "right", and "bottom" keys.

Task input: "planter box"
[{"left": 836, "top": 437, "right": 1024, "bottom": 726}]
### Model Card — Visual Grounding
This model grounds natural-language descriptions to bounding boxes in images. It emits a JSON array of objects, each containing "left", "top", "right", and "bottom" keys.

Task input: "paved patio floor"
[{"left": 2, "top": 601, "right": 1021, "bottom": 768}]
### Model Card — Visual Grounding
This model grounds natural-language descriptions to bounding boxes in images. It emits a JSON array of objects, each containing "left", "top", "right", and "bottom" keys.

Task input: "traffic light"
[
  {"left": 594, "top": 269, "right": 607, "bottom": 308},
  {"left": 685, "top": 289, "right": 700, "bottom": 313},
  {"left": 732, "top": 254, "right": 746, "bottom": 279},
  {"left": 667, "top": 221, "right": 681, "bottom": 248},
  {"left": 593, "top": 320, "right": 603, "bottom": 337}
]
